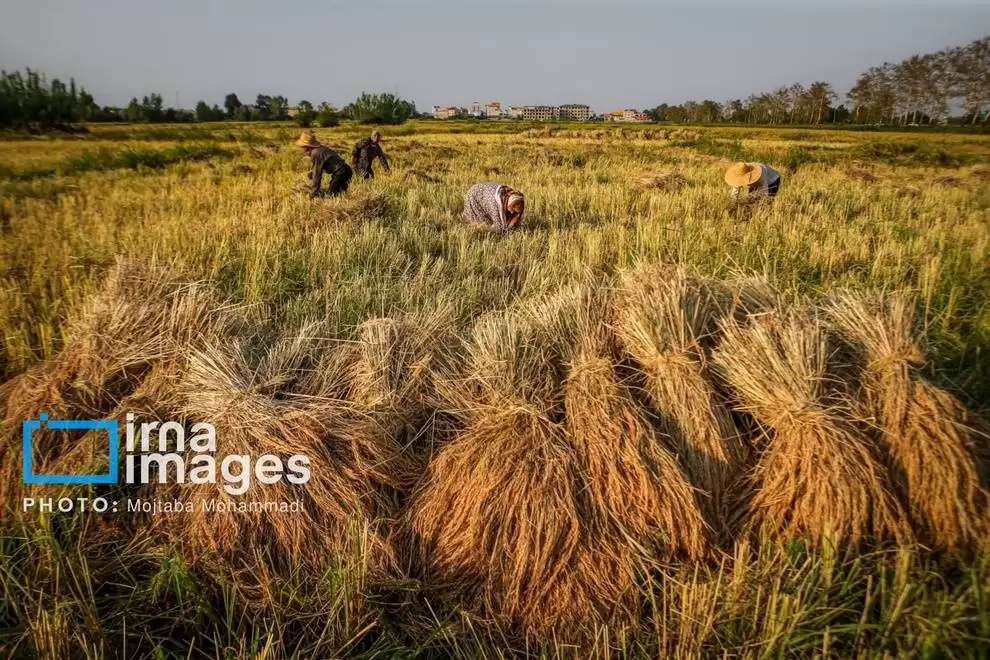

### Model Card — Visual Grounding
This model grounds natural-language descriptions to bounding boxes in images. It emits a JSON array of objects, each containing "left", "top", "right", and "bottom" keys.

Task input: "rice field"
[{"left": 1, "top": 121, "right": 990, "bottom": 658}]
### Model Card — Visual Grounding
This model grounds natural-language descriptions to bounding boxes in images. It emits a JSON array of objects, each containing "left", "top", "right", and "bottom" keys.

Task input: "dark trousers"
[
  {"left": 326, "top": 165, "right": 353, "bottom": 196},
  {"left": 356, "top": 165, "right": 374, "bottom": 180},
  {"left": 767, "top": 176, "right": 781, "bottom": 198}
]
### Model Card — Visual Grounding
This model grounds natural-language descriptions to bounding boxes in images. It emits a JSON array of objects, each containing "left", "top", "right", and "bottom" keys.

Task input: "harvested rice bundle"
[
  {"left": 311, "top": 191, "right": 390, "bottom": 226},
  {"left": 562, "top": 285, "right": 708, "bottom": 560},
  {"left": 722, "top": 275, "right": 780, "bottom": 320},
  {"left": 616, "top": 267, "right": 745, "bottom": 535},
  {"left": 403, "top": 168, "right": 439, "bottom": 183},
  {"left": 933, "top": 174, "right": 962, "bottom": 187},
  {"left": 347, "top": 309, "right": 454, "bottom": 482},
  {"left": 3, "top": 259, "right": 230, "bottom": 420},
  {"left": 408, "top": 310, "right": 631, "bottom": 638},
  {"left": 635, "top": 172, "right": 688, "bottom": 192},
  {"left": 349, "top": 310, "right": 451, "bottom": 427},
  {"left": 713, "top": 310, "right": 912, "bottom": 548},
  {"left": 827, "top": 294, "right": 990, "bottom": 552},
  {"left": 0, "top": 260, "right": 237, "bottom": 511},
  {"left": 846, "top": 168, "right": 880, "bottom": 183},
  {"left": 156, "top": 328, "right": 404, "bottom": 572},
  {"left": 669, "top": 129, "right": 702, "bottom": 141}
]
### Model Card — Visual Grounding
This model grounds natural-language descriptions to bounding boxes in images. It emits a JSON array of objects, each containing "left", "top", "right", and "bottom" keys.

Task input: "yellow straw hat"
[
  {"left": 725, "top": 162, "right": 763, "bottom": 187},
  {"left": 295, "top": 131, "right": 321, "bottom": 148}
]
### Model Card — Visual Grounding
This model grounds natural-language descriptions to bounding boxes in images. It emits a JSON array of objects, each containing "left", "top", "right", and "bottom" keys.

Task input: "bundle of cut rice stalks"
[
  {"left": 616, "top": 266, "right": 745, "bottom": 539},
  {"left": 827, "top": 294, "right": 990, "bottom": 553},
  {"left": 713, "top": 309, "right": 912, "bottom": 548},
  {"left": 346, "top": 308, "right": 455, "bottom": 484},
  {"left": 634, "top": 172, "right": 688, "bottom": 193},
  {"left": 151, "top": 325, "right": 411, "bottom": 574},
  {"left": 561, "top": 283, "right": 708, "bottom": 561},
  {"left": 0, "top": 259, "right": 239, "bottom": 511},
  {"left": 723, "top": 274, "right": 781, "bottom": 320},
  {"left": 310, "top": 191, "right": 390, "bottom": 227},
  {"left": 407, "top": 306, "right": 628, "bottom": 639}
]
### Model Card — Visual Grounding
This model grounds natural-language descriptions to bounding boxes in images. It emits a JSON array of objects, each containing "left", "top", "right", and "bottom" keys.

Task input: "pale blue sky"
[{"left": 1, "top": 1, "right": 987, "bottom": 113}]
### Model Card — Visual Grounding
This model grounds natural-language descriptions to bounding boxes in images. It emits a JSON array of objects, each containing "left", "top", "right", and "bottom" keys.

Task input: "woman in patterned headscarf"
[{"left": 462, "top": 182, "right": 525, "bottom": 233}]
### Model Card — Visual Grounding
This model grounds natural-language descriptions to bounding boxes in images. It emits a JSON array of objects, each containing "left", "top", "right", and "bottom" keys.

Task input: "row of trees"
[
  {"left": 648, "top": 82, "right": 847, "bottom": 125},
  {"left": 847, "top": 36, "right": 989, "bottom": 125},
  {"left": 0, "top": 74, "right": 418, "bottom": 128},
  {"left": 646, "top": 35, "right": 988, "bottom": 126},
  {"left": 0, "top": 69, "right": 99, "bottom": 127}
]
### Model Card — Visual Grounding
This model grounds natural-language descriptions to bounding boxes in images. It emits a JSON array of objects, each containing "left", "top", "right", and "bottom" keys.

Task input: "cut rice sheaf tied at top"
[
  {"left": 826, "top": 293, "right": 990, "bottom": 553},
  {"left": 616, "top": 266, "right": 746, "bottom": 541},
  {"left": 559, "top": 284, "right": 709, "bottom": 562},
  {"left": 153, "top": 325, "right": 412, "bottom": 575},
  {"left": 347, "top": 307, "right": 454, "bottom": 466},
  {"left": 0, "top": 258, "right": 241, "bottom": 512},
  {"left": 408, "top": 284, "right": 715, "bottom": 640},
  {"left": 406, "top": 309, "right": 608, "bottom": 638},
  {"left": 713, "top": 308, "right": 913, "bottom": 548}
]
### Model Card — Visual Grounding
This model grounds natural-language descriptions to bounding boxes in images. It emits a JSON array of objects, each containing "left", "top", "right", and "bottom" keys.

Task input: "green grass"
[{"left": 3, "top": 516, "right": 989, "bottom": 658}]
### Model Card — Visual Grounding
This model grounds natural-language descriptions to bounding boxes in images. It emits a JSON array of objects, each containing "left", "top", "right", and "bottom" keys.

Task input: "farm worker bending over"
[
  {"left": 296, "top": 131, "right": 353, "bottom": 198},
  {"left": 352, "top": 130, "right": 391, "bottom": 179},
  {"left": 725, "top": 162, "right": 781, "bottom": 201},
  {"left": 462, "top": 183, "right": 525, "bottom": 234}
]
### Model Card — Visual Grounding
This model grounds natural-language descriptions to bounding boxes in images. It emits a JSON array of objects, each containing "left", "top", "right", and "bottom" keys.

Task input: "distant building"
[
  {"left": 604, "top": 109, "right": 651, "bottom": 123},
  {"left": 470, "top": 101, "right": 483, "bottom": 117},
  {"left": 506, "top": 106, "right": 524, "bottom": 119},
  {"left": 623, "top": 108, "right": 651, "bottom": 122},
  {"left": 485, "top": 101, "right": 502, "bottom": 117},
  {"left": 558, "top": 104, "right": 592, "bottom": 121},
  {"left": 433, "top": 105, "right": 467, "bottom": 119},
  {"left": 523, "top": 105, "right": 560, "bottom": 121}
]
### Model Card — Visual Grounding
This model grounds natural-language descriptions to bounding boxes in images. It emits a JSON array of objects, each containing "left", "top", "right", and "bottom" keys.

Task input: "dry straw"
[
  {"left": 616, "top": 266, "right": 745, "bottom": 538},
  {"left": 970, "top": 164, "right": 990, "bottom": 181},
  {"left": 827, "top": 293, "right": 990, "bottom": 552},
  {"left": 0, "top": 259, "right": 238, "bottom": 510},
  {"left": 846, "top": 168, "right": 881, "bottom": 183},
  {"left": 634, "top": 172, "right": 688, "bottom": 193},
  {"left": 156, "top": 327, "right": 407, "bottom": 573},
  {"left": 407, "top": 308, "right": 603, "bottom": 638},
  {"left": 347, "top": 309, "right": 454, "bottom": 472},
  {"left": 403, "top": 168, "right": 440, "bottom": 184},
  {"left": 408, "top": 284, "right": 720, "bottom": 640},
  {"left": 713, "top": 308, "right": 913, "bottom": 548},
  {"left": 310, "top": 191, "right": 390, "bottom": 227},
  {"left": 559, "top": 284, "right": 708, "bottom": 561}
]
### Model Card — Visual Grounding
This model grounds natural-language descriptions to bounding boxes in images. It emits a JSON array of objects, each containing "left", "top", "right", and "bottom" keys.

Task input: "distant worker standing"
[
  {"left": 296, "top": 131, "right": 353, "bottom": 197},
  {"left": 725, "top": 162, "right": 782, "bottom": 201},
  {"left": 462, "top": 182, "right": 525, "bottom": 234},
  {"left": 352, "top": 130, "right": 391, "bottom": 179}
]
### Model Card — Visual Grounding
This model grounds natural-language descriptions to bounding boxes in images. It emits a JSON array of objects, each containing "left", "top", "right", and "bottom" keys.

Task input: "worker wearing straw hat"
[
  {"left": 296, "top": 131, "right": 353, "bottom": 198},
  {"left": 725, "top": 162, "right": 782, "bottom": 201}
]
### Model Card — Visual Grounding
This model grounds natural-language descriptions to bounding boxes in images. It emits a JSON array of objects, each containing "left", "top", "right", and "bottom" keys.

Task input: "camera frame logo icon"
[{"left": 22, "top": 413, "right": 119, "bottom": 485}]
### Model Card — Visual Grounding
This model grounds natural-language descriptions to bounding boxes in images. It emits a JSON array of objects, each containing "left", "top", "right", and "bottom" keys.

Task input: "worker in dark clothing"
[
  {"left": 296, "top": 131, "right": 352, "bottom": 197},
  {"left": 352, "top": 130, "right": 390, "bottom": 179}
]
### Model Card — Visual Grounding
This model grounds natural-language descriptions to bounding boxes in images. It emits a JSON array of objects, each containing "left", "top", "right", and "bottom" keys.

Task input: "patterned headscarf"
[{"left": 463, "top": 183, "right": 524, "bottom": 233}]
